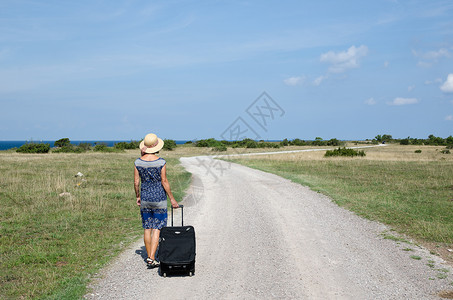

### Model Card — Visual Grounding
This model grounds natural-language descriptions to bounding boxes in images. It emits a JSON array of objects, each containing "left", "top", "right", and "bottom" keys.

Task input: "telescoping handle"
[{"left": 171, "top": 205, "right": 184, "bottom": 227}]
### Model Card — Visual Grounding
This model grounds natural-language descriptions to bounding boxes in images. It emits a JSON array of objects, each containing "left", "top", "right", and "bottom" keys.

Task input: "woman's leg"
[
  {"left": 144, "top": 229, "right": 152, "bottom": 258},
  {"left": 150, "top": 229, "right": 161, "bottom": 260}
]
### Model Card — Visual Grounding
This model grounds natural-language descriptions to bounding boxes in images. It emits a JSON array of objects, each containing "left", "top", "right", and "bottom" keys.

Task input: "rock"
[
  {"left": 75, "top": 172, "right": 84, "bottom": 177},
  {"left": 59, "top": 192, "right": 71, "bottom": 197}
]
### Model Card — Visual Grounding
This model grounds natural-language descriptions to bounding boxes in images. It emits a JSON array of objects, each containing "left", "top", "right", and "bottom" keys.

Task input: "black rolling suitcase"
[{"left": 158, "top": 205, "right": 196, "bottom": 277}]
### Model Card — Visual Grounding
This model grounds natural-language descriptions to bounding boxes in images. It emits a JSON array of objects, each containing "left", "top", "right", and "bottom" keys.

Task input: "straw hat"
[{"left": 139, "top": 133, "right": 164, "bottom": 154}]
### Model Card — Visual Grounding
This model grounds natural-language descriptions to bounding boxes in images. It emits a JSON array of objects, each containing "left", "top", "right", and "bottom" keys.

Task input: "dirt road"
[{"left": 86, "top": 156, "right": 452, "bottom": 299}]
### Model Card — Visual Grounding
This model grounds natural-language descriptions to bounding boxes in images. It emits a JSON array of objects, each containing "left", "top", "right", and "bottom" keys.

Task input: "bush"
[
  {"left": 163, "top": 139, "right": 177, "bottom": 151},
  {"left": 325, "top": 147, "right": 366, "bottom": 157},
  {"left": 327, "top": 138, "right": 341, "bottom": 146},
  {"left": 280, "top": 138, "right": 289, "bottom": 147},
  {"left": 245, "top": 140, "right": 258, "bottom": 148},
  {"left": 291, "top": 138, "right": 307, "bottom": 146},
  {"left": 52, "top": 145, "right": 85, "bottom": 153},
  {"left": 212, "top": 144, "right": 227, "bottom": 152},
  {"left": 441, "top": 149, "right": 451, "bottom": 154},
  {"left": 16, "top": 142, "right": 50, "bottom": 154},
  {"left": 375, "top": 134, "right": 393, "bottom": 143},
  {"left": 257, "top": 142, "right": 280, "bottom": 148},
  {"left": 77, "top": 142, "right": 92, "bottom": 151},
  {"left": 195, "top": 139, "right": 210, "bottom": 147},
  {"left": 414, "top": 150, "right": 422, "bottom": 153},
  {"left": 94, "top": 143, "right": 121, "bottom": 152},
  {"left": 54, "top": 138, "right": 71, "bottom": 147},
  {"left": 114, "top": 141, "right": 139, "bottom": 150},
  {"left": 400, "top": 138, "right": 410, "bottom": 145},
  {"left": 312, "top": 137, "right": 325, "bottom": 146}
]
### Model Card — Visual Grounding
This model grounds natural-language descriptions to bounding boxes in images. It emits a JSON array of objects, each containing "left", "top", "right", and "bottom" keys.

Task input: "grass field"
[
  {"left": 226, "top": 144, "right": 453, "bottom": 263},
  {"left": 1, "top": 143, "right": 452, "bottom": 298},
  {"left": 0, "top": 150, "right": 191, "bottom": 299}
]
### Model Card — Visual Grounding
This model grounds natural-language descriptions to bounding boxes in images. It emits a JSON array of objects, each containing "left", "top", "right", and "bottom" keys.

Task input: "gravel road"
[{"left": 85, "top": 156, "right": 452, "bottom": 299}]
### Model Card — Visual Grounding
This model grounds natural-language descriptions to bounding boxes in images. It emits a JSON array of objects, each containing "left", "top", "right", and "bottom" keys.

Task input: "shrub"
[
  {"left": 54, "top": 138, "right": 71, "bottom": 147},
  {"left": 427, "top": 134, "right": 445, "bottom": 146},
  {"left": 325, "top": 147, "right": 366, "bottom": 157},
  {"left": 414, "top": 150, "right": 422, "bottom": 153},
  {"left": 245, "top": 140, "right": 258, "bottom": 148},
  {"left": 114, "top": 141, "right": 139, "bottom": 150},
  {"left": 441, "top": 149, "right": 451, "bottom": 154},
  {"left": 312, "top": 137, "right": 325, "bottom": 146},
  {"left": 212, "top": 144, "right": 227, "bottom": 152},
  {"left": 446, "top": 135, "right": 453, "bottom": 146},
  {"left": 77, "top": 142, "right": 92, "bottom": 151},
  {"left": 52, "top": 145, "right": 85, "bottom": 153},
  {"left": 410, "top": 138, "right": 424, "bottom": 145},
  {"left": 327, "top": 138, "right": 341, "bottom": 146},
  {"left": 375, "top": 134, "right": 393, "bottom": 143},
  {"left": 94, "top": 143, "right": 121, "bottom": 152},
  {"left": 257, "top": 142, "right": 280, "bottom": 148},
  {"left": 195, "top": 139, "right": 210, "bottom": 147},
  {"left": 291, "top": 138, "right": 307, "bottom": 146},
  {"left": 16, "top": 142, "right": 50, "bottom": 154},
  {"left": 400, "top": 138, "right": 410, "bottom": 145},
  {"left": 280, "top": 138, "right": 289, "bottom": 147},
  {"left": 163, "top": 139, "right": 177, "bottom": 151}
]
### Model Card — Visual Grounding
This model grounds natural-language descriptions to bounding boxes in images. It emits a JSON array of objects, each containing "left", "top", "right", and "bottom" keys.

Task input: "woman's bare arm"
[
  {"left": 161, "top": 164, "right": 179, "bottom": 208},
  {"left": 134, "top": 166, "right": 141, "bottom": 206}
]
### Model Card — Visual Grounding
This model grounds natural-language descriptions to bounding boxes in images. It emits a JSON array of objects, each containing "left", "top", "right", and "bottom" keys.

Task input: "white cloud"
[
  {"left": 440, "top": 74, "right": 453, "bottom": 93},
  {"left": 320, "top": 45, "right": 368, "bottom": 73},
  {"left": 425, "top": 78, "right": 443, "bottom": 85},
  {"left": 388, "top": 97, "right": 419, "bottom": 106},
  {"left": 413, "top": 48, "right": 451, "bottom": 67},
  {"left": 445, "top": 115, "right": 453, "bottom": 121},
  {"left": 284, "top": 76, "right": 305, "bottom": 86},
  {"left": 413, "top": 48, "right": 450, "bottom": 60},
  {"left": 417, "top": 61, "right": 432, "bottom": 68},
  {"left": 313, "top": 75, "right": 327, "bottom": 86},
  {"left": 365, "top": 97, "right": 376, "bottom": 105},
  {"left": 408, "top": 85, "right": 415, "bottom": 92}
]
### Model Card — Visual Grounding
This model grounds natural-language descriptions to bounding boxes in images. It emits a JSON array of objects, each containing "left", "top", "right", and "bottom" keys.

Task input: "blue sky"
[{"left": 0, "top": 0, "right": 452, "bottom": 141}]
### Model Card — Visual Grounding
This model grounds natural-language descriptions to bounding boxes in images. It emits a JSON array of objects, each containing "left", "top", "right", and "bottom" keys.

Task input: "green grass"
[
  {"left": 0, "top": 151, "right": 191, "bottom": 299},
  {"left": 227, "top": 155, "right": 453, "bottom": 245}
]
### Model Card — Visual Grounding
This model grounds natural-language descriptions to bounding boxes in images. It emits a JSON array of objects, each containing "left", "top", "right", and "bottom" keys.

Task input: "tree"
[
  {"left": 54, "top": 138, "right": 71, "bottom": 147},
  {"left": 163, "top": 139, "right": 177, "bottom": 151},
  {"left": 327, "top": 138, "right": 340, "bottom": 146},
  {"left": 382, "top": 134, "right": 392, "bottom": 142}
]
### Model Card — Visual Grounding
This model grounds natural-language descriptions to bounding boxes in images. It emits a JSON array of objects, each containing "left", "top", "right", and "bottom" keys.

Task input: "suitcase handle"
[{"left": 171, "top": 205, "right": 184, "bottom": 227}]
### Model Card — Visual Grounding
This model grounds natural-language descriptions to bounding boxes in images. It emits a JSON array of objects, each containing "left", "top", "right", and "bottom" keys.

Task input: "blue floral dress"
[{"left": 135, "top": 157, "right": 168, "bottom": 229}]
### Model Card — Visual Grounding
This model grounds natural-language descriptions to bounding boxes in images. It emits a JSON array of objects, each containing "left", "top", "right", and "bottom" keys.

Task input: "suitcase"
[{"left": 158, "top": 205, "right": 196, "bottom": 277}]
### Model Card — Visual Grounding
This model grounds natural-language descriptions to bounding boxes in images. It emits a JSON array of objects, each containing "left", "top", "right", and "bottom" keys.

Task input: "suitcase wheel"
[
  {"left": 163, "top": 273, "right": 167, "bottom": 278},
  {"left": 189, "top": 272, "right": 193, "bottom": 277}
]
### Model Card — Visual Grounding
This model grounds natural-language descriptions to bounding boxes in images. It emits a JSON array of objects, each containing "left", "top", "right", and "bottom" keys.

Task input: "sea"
[{"left": 0, "top": 140, "right": 192, "bottom": 151}]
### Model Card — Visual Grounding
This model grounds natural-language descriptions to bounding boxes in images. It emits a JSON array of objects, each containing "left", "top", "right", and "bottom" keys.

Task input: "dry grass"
[
  {"left": 242, "top": 144, "right": 453, "bottom": 162},
  {"left": 0, "top": 150, "right": 191, "bottom": 299},
  {"left": 226, "top": 144, "right": 453, "bottom": 264},
  {"left": 2, "top": 143, "right": 452, "bottom": 298}
]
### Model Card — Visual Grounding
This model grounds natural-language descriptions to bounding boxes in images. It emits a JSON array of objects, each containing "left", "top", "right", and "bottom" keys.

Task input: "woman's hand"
[
  {"left": 170, "top": 198, "right": 179, "bottom": 208},
  {"left": 136, "top": 197, "right": 141, "bottom": 206}
]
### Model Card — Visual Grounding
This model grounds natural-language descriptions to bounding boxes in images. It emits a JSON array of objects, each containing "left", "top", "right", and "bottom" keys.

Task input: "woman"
[{"left": 134, "top": 133, "right": 179, "bottom": 268}]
